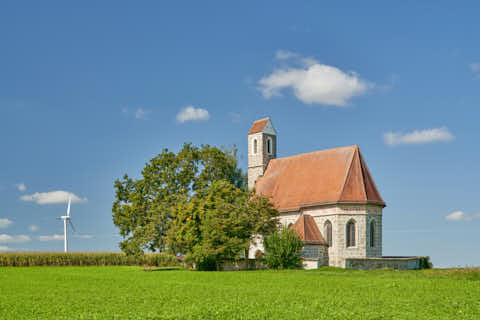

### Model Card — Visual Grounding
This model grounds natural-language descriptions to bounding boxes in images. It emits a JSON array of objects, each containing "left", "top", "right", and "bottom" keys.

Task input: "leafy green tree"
[
  {"left": 263, "top": 228, "right": 304, "bottom": 269},
  {"left": 112, "top": 143, "right": 246, "bottom": 255},
  {"left": 167, "top": 181, "right": 279, "bottom": 270},
  {"left": 112, "top": 143, "right": 278, "bottom": 268}
]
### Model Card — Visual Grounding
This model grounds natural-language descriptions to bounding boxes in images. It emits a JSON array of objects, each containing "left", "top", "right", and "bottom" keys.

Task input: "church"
[{"left": 247, "top": 117, "right": 425, "bottom": 270}]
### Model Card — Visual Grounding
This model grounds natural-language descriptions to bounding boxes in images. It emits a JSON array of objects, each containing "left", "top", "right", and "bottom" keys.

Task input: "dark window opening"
[
  {"left": 370, "top": 221, "right": 375, "bottom": 247},
  {"left": 325, "top": 220, "right": 332, "bottom": 247},
  {"left": 346, "top": 221, "right": 356, "bottom": 247}
]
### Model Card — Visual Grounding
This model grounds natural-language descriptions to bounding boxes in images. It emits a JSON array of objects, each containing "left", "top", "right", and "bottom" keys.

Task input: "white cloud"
[
  {"left": 20, "top": 191, "right": 87, "bottom": 205},
  {"left": 0, "top": 218, "right": 13, "bottom": 229},
  {"left": 0, "top": 234, "right": 31, "bottom": 243},
  {"left": 258, "top": 51, "right": 372, "bottom": 106},
  {"left": 469, "top": 62, "right": 480, "bottom": 74},
  {"left": 445, "top": 211, "right": 480, "bottom": 222},
  {"left": 38, "top": 234, "right": 64, "bottom": 241},
  {"left": 176, "top": 105, "right": 210, "bottom": 123},
  {"left": 0, "top": 245, "right": 13, "bottom": 252},
  {"left": 74, "top": 234, "right": 94, "bottom": 239},
  {"left": 275, "top": 50, "right": 299, "bottom": 60},
  {"left": 229, "top": 112, "right": 241, "bottom": 123},
  {"left": 135, "top": 108, "right": 150, "bottom": 120},
  {"left": 16, "top": 183, "right": 26, "bottom": 192},
  {"left": 28, "top": 225, "right": 39, "bottom": 232},
  {"left": 384, "top": 127, "right": 454, "bottom": 146}
]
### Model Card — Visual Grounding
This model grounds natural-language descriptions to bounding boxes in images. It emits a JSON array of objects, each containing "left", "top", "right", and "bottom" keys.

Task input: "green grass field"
[{"left": 0, "top": 267, "right": 479, "bottom": 319}]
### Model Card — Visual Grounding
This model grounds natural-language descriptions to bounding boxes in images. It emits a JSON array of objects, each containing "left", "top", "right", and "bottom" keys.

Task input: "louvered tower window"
[{"left": 267, "top": 137, "right": 272, "bottom": 154}]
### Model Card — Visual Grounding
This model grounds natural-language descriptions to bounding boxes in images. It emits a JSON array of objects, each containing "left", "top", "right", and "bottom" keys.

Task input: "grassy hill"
[{"left": 0, "top": 266, "right": 479, "bottom": 319}]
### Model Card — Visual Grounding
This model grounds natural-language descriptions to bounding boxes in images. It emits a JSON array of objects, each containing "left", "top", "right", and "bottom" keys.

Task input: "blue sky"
[{"left": 1, "top": 1, "right": 479, "bottom": 267}]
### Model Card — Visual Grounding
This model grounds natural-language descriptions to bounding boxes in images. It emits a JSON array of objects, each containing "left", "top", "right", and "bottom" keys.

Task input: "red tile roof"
[
  {"left": 255, "top": 145, "right": 385, "bottom": 212},
  {"left": 289, "top": 214, "right": 327, "bottom": 245},
  {"left": 248, "top": 118, "right": 270, "bottom": 135}
]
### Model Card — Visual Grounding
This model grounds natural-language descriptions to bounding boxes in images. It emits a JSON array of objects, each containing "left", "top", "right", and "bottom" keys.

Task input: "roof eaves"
[{"left": 279, "top": 200, "right": 386, "bottom": 213}]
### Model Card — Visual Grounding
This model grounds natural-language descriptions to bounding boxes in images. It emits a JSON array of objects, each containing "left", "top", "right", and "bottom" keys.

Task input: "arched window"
[
  {"left": 324, "top": 220, "right": 332, "bottom": 247},
  {"left": 370, "top": 220, "right": 375, "bottom": 247},
  {"left": 253, "top": 139, "right": 258, "bottom": 154},
  {"left": 267, "top": 137, "right": 272, "bottom": 155},
  {"left": 346, "top": 220, "right": 356, "bottom": 247}
]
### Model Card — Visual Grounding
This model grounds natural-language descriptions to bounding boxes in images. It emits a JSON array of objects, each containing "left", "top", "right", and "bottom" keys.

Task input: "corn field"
[{"left": 0, "top": 252, "right": 179, "bottom": 267}]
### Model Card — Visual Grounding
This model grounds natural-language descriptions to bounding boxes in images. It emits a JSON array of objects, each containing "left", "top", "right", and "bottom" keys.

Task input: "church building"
[{"left": 248, "top": 117, "right": 425, "bottom": 270}]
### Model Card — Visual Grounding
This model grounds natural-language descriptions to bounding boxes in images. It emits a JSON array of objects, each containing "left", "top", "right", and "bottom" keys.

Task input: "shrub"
[
  {"left": 263, "top": 228, "right": 303, "bottom": 269},
  {"left": 419, "top": 256, "right": 433, "bottom": 269},
  {"left": 254, "top": 249, "right": 263, "bottom": 260}
]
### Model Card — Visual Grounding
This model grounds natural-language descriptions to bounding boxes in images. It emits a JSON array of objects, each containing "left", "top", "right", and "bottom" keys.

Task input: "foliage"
[
  {"left": 419, "top": 256, "right": 433, "bottom": 269},
  {"left": 1, "top": 267, "right": 480, "bottom": 319},
  {"left": 263, "top": 228, "right": 304, "bottom": 269},
  {"left": 0, "top": 252, "right": 178, "bottom": 267},
  {"left": 167, "top": 181, "right": 279, "bottom": 270},
  {"left": 112, "top": 143, "right": 246, "bottom": 255},
  {"left": 112, "top": 143, "right": 279, "bottom": 269}
]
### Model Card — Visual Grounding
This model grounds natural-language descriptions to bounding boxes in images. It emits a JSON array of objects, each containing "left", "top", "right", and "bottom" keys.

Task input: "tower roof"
[
  {"left": 248, "top": 117, "right": 276, "bottom": 135},
  {"left": 255, "top": 145, "right": 385, "bottom": 212},
  {"left": 289, "top": 214, "right": 327, "bottom": 245}
]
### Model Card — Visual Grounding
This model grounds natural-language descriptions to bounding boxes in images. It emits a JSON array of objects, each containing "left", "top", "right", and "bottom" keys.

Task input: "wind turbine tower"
[{"left": 58, "top": 195, "right": 75, "bottom": 253}]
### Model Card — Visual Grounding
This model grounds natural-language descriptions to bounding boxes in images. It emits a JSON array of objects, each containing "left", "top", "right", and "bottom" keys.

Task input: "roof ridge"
[
  {"left": 354, "top": 147, "right": 368, "bottom": 200},
  {"left": 272, "top": 145, "right": 358, "bottom": 162},
  {"left": 338, "top": 146, "right": 358, "bottom": 200}
]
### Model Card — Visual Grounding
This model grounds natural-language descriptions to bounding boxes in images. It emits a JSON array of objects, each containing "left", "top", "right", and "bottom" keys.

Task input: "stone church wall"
[
  {"left": 366, "top": 209, "right": 382, "bottom": 258},
  {"left": 279, "top": 204, "right": 383, "bottom": 268}
]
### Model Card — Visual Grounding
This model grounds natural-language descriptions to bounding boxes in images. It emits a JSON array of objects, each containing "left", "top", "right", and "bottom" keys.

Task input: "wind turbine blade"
[
  {"left": 67, "top": 195, "right": 72, "bottom": 217},
  {"left": 68, "top": 219, "right": 76, "bottom": 233}
]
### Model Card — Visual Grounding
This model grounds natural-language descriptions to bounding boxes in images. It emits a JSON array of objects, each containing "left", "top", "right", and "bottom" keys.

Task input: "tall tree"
[
  {"left": 167, "top": 181, "right": 279, "bottom": 270},
  {"left": 112, "top": 143, "right": 246, "bottom": 255}
]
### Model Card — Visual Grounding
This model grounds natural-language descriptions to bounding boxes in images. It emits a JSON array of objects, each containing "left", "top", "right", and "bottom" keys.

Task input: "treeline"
[{"left": 0, "top": 252, "right": 179, "bottom": 267}]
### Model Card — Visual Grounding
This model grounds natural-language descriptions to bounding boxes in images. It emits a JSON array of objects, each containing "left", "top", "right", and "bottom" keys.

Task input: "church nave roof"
[{"left": 255, "top": 145, "right": 385, "bottom": 212}]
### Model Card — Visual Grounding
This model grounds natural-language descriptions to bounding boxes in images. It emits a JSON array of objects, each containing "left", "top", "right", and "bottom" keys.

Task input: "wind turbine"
[{"left": 58, "top": 195, "right": 75, "bottom": 252}]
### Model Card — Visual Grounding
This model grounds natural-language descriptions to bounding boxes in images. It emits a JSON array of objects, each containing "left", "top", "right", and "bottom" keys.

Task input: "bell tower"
[{"left": 248, "top": 117, "right": 277, "bottom": 190}]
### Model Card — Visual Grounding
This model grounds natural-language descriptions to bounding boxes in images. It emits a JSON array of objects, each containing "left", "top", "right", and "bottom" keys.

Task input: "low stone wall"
[
  {"left": 345, "top": 257, "right": 427, "bottom": 270},
  {"left": 219, "top": 260, "right": 265, "bottom": 271},
  {"left": 302, "top": 245, "right": 328, "bottom": 266},
  {"left": 303, "top": 259, "right": 319, "bottom": 270}
]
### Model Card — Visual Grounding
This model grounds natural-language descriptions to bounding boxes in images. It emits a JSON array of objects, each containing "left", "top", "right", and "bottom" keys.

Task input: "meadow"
[{"left": 0, "top": 266, "right": 479, "bottom": 319}]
